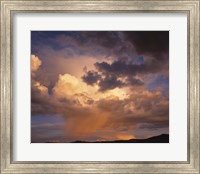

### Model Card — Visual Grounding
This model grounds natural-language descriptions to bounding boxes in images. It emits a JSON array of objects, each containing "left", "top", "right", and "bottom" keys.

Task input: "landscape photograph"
[{"left": 31, "top": 31, "right": 169, "bottom": 143}]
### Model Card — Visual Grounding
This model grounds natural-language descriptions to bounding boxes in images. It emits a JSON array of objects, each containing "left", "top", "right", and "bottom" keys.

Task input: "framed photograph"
[{"left": 0, "top": 0, "right": 199, "bottom": 173}]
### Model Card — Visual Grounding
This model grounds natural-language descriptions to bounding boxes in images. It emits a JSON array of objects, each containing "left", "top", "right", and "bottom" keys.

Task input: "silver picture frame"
[{"left": 0, "top": 0, "right": 199, "bottom": 173}]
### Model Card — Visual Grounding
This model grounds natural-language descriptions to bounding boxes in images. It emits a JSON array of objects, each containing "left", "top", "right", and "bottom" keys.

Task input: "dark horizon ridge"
[
  {"left": 39, "top": 133, "right": 169, "bottom": 143},
  {"left": 71, "top": 134, "right": 169, "bottom": 143}
]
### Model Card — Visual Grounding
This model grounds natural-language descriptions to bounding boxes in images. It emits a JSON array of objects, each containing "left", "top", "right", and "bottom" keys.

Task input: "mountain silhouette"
[{"left": 71, "top": 134, "right": 169, "bottom": 143}]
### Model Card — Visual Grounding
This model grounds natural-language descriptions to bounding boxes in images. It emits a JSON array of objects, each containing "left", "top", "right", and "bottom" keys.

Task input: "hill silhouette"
[{"left": 71, "top": 134, "right": 169, "bottom": 143}]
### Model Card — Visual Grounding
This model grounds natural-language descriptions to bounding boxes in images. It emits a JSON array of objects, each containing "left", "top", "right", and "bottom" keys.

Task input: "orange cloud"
[
  {"left": 31, "top": 55, "right": 41, "bottom": 72},
  {"left": 34, "top": 82, "right": 48, "bottom": 95},
  {"left": 31, "top": 55, "right": 48, "bottom": 96}
]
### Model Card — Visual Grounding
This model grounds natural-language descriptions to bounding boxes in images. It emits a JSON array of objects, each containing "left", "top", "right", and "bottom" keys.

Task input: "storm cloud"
[
  {"left": 31, "top": 31, "right": 169, "bottom": 142},
  {"left": 123, "top": 31, "right": 169, "bottom": 58},
  {"left": 82, "top": 70, "right": 101, "bottom": 85}
]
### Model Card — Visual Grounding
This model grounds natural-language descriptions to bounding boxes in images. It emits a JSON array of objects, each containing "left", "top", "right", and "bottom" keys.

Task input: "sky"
[{"left": 31, "top": 31, "right": 169, "bottom": 143}]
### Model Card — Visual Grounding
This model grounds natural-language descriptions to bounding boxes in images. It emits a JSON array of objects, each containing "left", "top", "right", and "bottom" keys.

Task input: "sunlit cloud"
[{"left": 31, "top": 54, "right": 41, "bottom": 75}]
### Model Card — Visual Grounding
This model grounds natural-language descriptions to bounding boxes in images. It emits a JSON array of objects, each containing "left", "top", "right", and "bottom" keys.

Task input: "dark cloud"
[
  {"left": 34, "top": 31, "right": 123, "bottom": 58},
  {"left": 123, "top": 31, "right": 169, "bottom": 58},
  {"left": 31, "top": 87, "right": 56, "bottom": 115},
  {"left": 128, "top": 77, "right": 144, "bottom": 86},
  {"left": 32, "top": 31, "right": 169, "bottom": 65},
  {"left": 98, "top": 75, "right": 125, "bottom": 91},
  {"left": 82, "top": 58, "right": 164, "bottom": 91},
  {"left": 81, "top": 31, "right": 121, "bottom": 49},
  {"left": 95, "top": 59, "right": 165, "bottom": 76},
  {"left": 82, "top": 70, "right": 101, "bottom": 85}
]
